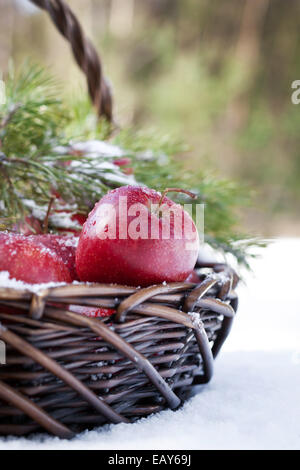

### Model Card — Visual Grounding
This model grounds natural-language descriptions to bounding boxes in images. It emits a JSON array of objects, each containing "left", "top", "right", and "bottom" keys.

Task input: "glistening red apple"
[
  {"left": 76, "top": 186, "right": 199, "bottom": 286},
  {"left": 185, "top": 270, "right": 201, "bottom": 283},
  {"left": 68, "top": 305, "right": 115, "bottom": 318},
  {"left": 12, "top": 215, "right": 43, "bottom": 235},
  {"left": 0, "top": 232, "right": 72, "bottom": 284},
  {"left": 30, "top": 234, "right": 79, "bottom": 281}
]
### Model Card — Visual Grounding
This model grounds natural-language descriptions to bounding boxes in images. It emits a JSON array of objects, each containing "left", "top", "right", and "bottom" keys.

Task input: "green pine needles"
[{"left": 0, "top": 63, "right": 263, "bottom": 268}]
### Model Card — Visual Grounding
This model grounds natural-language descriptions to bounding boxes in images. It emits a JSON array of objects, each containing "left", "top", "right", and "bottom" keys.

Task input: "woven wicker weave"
[
  {"left": 0, "top": 262, "right": 238, "bottom": 438},
  {"left": 0, "top": 1, "right": 239, "bottom": 438}
]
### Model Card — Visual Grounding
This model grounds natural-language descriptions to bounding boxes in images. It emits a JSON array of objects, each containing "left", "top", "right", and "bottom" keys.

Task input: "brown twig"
[
  {"left": 0, "top": 153, "right": 14, "bottom": 192},
  {"left": 0, "top": 104, "right": 21, "bottom": 131},
  {"left": 43, "top": 196, "right": 55, "bottom": 233},
  {"left": 158, "top": 188, "right": 197, "bottom": 209}
]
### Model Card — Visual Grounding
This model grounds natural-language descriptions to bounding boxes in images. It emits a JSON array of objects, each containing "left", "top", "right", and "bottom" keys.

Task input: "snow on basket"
[
  {"left": 0, "top": 0, "right": 239, "bottom": 438},
  {"left": 0, "top": 259, "right": 238, "bottom": 438}
]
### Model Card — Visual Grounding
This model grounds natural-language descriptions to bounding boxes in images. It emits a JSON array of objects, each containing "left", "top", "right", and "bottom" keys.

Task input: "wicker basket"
[{"left": 0, "top": 0, "right": 239, "bottom": 438}]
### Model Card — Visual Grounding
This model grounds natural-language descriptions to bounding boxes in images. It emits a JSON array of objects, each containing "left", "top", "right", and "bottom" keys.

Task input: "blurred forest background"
[{"left": 0, "top": 0, "right": 299, "bottom": 237}]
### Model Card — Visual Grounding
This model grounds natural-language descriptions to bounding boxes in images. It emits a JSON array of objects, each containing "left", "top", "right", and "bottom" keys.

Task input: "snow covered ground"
[{"left": 0, "top": 238, "right": 299, "bottom": 450}]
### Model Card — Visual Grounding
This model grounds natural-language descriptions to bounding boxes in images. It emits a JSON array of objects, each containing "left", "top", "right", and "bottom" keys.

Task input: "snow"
[
  {"left": 0, "top": 238, "right": 299, "bottom": 449},
  {"left": 47, "top": 211, "right": 81, "bottom": 230},
  {"left": 69, "top": 159, "right": 137, "bottom": 187},
  {"left": 22, "top": 198, "right": 81, "bottom": 230},
  {"left": 56, "top": 236, "right": 79, "bottom": 248},
  {"left": 187, "top": 311, "right": 204, "bottom": 328},
  {"left": 70, "top": 140, "right": 124, "bottom": 158},
  {"left": 0, "top": 271, "right": 68, "bottom": 293}
]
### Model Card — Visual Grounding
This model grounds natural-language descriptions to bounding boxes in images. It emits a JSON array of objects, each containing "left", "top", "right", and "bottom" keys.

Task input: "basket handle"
[{"left": 30, "top": 0, "right": 113, "bottom": 122}]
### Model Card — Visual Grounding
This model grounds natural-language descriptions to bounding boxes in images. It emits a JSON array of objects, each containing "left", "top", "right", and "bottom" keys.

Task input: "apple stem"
[
  {"left": 158, "top": 188, "right": 197, "bottom": 210},
  {"left": 43, "top": 196, "right": 55, "bottom": 234}
]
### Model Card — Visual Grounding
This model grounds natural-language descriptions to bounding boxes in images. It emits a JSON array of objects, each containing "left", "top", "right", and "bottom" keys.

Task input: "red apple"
[
  {"left": 68, "top": 305, "right": 115, "bottom": 318},
  {"left": 0, "top": 232, "right": 72, "bottom": 284},
  {"left": 70, "top": 213, "right": 88, "bottom": 227},
  {"left": 185, "top": 270, "right": 201, "bottom": 283},
  {"left": 29, "top": 234, "right": 79, "bottom": 281},
  {"left": 113, "top": 157, "right": 131, "bottom": 167},
  {"left": 114, "top": 157, "right": 134, "bottom": 175},
  {"left": 51, "top": 192, "right": 88, "bottom": 235},
  {"left": 76, "top": 186, "right": 199, "bottom": 286},
  {"left": 48, "top": 302, "right": 115, "bottom": 319},
  {"left": 12, "top": 215, "right": 43, "bottom": 235}
]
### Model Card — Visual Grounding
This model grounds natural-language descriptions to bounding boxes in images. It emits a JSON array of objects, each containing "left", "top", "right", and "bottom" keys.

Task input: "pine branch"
[
  {"left": 112, "top": 128, "right": 264, "bottom": 266},
  {"left": 0, "top": 63, "right": 136, "bottom": 224},
  {"left": 0, "top": 63, "right": 264, "bottom": 267}
]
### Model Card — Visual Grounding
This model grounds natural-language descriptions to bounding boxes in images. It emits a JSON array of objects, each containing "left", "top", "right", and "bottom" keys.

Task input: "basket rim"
[
  {"left": 0, "top": 262, "right": 238, "bottom": 306},
  {"left": 0, "top": 262, "right": 238, "bottom": 438}
]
